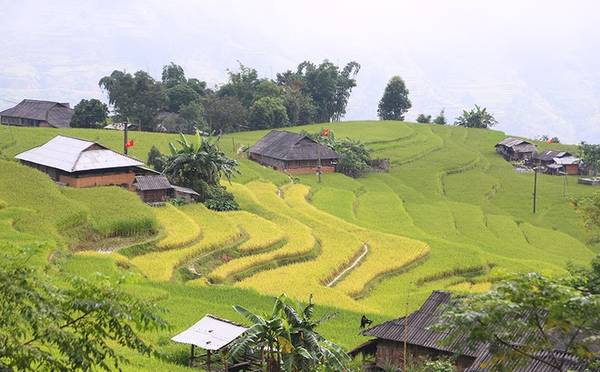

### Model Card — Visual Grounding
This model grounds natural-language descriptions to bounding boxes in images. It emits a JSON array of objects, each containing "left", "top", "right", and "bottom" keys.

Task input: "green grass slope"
[{"left": 0, "top": 121, "right": 597, "bottom": 370}]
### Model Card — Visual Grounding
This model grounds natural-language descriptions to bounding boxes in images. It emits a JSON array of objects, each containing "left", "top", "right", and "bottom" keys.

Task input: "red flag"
[
  {"left": 125, "top": 139, "right": 135, "bottom": 148},
  {"left": 321, "top": 128, "right": 330, "bottom": 137}
]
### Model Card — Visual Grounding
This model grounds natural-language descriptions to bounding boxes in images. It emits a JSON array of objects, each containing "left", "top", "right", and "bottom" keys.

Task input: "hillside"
[{"left": 0, "top": 121, "right": 596, "bottom": 370}]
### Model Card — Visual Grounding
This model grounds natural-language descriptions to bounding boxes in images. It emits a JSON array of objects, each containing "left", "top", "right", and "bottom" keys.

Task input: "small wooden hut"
[
  {"left": 495, "top": 137, "right": 536, "bottom": 161},
  {"left": 133, "top": 175, "right": 174, "bottom": 203},
  {"left": 172, "top": 314, "right": 249, "bottom": 371},
  {"left": 249, "top": 130, "right": 338, "bottom": 174}
]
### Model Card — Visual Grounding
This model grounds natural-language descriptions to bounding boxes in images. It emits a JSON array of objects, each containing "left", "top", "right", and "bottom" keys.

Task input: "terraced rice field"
[{"left": 30, "top": 121, "right": 587, "bottom": 314}]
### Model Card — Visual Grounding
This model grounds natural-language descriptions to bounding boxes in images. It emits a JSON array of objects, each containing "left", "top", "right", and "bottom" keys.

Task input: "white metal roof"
[
  {"left": 553, "top": 156, "right": 580, "bottom": 165},
  {"left": 171, "top": 315, "right": 247, "bottom": 351},
  {"left": 14, "top": 135, "right": 143, "bottom": 172}
]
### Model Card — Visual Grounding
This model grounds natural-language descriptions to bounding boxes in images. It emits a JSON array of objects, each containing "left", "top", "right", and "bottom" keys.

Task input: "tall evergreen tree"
[{"left": 378, "top": 76, "right": 411, "bottom": 120}]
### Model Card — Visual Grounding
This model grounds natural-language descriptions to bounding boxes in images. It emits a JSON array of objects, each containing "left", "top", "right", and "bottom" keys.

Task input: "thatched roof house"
[
  {"left": 351, "top": 291, "right": 588, "bottom": 372},
  {"left": 495, "top": 137, "right": 536, "bottom": 161},
  {"left": 0, "top": 99, "right": 73, "bottom": 128},
  {"left": 249, "top": 130, "right": 338, "bottom": 174},
  {"left": 15, "top": 135, "right": 151, "bottom": 189}
]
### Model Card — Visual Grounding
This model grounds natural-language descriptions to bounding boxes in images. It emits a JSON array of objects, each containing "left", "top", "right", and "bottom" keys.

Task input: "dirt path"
[{"left": 326, "top": 243, "right": 368, "bottom": 287}]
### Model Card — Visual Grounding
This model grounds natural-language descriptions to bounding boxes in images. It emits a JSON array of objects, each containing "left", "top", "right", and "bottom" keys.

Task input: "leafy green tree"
[
  {"left": 279, "top": 60, "right": 360, "bottom": 122},
  {"left": 165, "top": 83, "right": 201, "bottom": 112},
  {"left": 435, "top": 271, "right": 600, "bottom": 371},
  {"left": 218, "top": 63, "right": 261, "bottom": 108},
  {"left": 282, "top": 87, "right": 316, "bottom": 125},
  {"left": 416, "top": 114, "right": 431, "bottom": 123},
  {"left": 433, "top": 109, "right": 447, "bottom": 125},
  {"left": 0, "top": 245, "right": 167, "bottom": 371},
  {"left": 161, "top": 131, "right": 239, "bottom": 200},
  {"left": 161, "top": 62, "right": 187, "bottom": 88},
  {"left": 70, "top": 98, "right": 108, "bottom": 128},
  {"left": 572, "top": 192, "right": 600, "bottom": 233},
  {"left": 202, "top": 95, "right": 248, "bottom": 133},
  {"left": 578, "top": 142, "right": 600, "bottom": 176},
  {"left": 179, "top": 101, "right": 206, "bottom": 131},
  {"left": 314, "top": 129, "right": 372, "bottom": 178},
  {"left": 99, "top": 70, "right": 165, "bottom": 131},
  {"left": 230, "top": 294, "right": 350, "bottom": 371},
  {"left": 378, "top": 76, "right": 412, "bottom": 120},
  {"left": 249, "top": 97, "right": 289, "bottom": 129},
  {"left": 454, "top": 105, "right": 497, "bottom": 128},
  {"left": 551, "top": 136, "right": 560, "bottom": 144},
  {"left": 147, "top": 145, "right": 164, "bottom": 172}
]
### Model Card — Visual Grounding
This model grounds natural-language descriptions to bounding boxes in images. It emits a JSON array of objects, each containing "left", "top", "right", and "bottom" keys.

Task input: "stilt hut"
[{"left": 171, "top": 314, "right": 248, "bottom": 371}]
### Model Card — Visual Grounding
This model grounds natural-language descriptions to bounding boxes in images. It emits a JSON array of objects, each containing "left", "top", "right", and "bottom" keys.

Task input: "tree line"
[
  {"left": 71, "top": 62, "right": 502, "bottom": 132},
  {"left": 71, "top": 60, "right": 361, "bottom": 133}
]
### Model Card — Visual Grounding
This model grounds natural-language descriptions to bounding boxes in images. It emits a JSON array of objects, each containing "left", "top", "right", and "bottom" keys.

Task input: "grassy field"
[{"left": 0, "top": 121, "right": 597, "bottom": 370}]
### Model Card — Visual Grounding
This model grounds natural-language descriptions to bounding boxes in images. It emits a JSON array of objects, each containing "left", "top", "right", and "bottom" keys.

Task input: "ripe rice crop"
[
  {"left": 131, "top": 204, "right": 242, "bottom": 281},
  {"left": 154, "top": 204, "right": 201, "bottom": 250},
  {"left": 226, "top": 210, "right": 285, "bottom": 252}
]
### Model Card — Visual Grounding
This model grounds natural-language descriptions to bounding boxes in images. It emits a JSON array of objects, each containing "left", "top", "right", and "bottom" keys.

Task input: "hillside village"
[{"left": 2, "top": 11, "right": 600, "bottom": 372}]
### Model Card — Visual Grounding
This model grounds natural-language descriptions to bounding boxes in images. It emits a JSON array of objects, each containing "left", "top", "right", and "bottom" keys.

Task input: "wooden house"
[
  {"left": 1, "top": 99, "right": 73, "bottom": 128},
  {"left": 495, "top": 137, "right": 536, "bottom": 161},
  {"left": 133, "top": 175, "right": 174, "bottom": 203},
  {"left": 351, "top": 291, "right": 587, "bottom": 372},
  {"left": 15, "top": 135, "right": 152, "bottom": 189},
  {"left": 535, "top": 150, "right": 580, "bottom": 175},
  {"left": 173, "top": 185, "right": 200, "bottom": 203},
  {"left": 249, "top": 130, "right": 338, "bottom": 174}
]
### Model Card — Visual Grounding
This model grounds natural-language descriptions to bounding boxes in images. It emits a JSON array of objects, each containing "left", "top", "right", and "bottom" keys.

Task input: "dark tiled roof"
[
  {"left": 0, "top": 99, "right": 73, "bottom": 128},
  {"left": 134, "top": 175, "right": 172, "bottom": 191},
  {"left": 362, "top": 291, "right": 485, "bottom": 358},
  {"left": 496, "top": 137, "right": 537, "bottom": 154},
  {"left": 535, "top": 149, "right": 571, "bottom": 162},
  {"left": 249, "top": 130, "right": 338, "bottom": 161},
  {"left": 358, "top": 291, "right": 590, "bottom": 372},
  {"left": 172, "top": 185, "right": 200, "bottom": 196}
]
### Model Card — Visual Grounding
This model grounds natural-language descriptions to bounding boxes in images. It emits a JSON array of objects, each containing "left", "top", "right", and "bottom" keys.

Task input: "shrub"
[{"left": 204, "top": 185, "right": 239, "bottom": 211}]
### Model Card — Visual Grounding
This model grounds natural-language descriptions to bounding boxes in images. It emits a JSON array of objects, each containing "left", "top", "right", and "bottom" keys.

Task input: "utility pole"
[
  {"left": 123, "top": 121, "right": 129, "bottom": 155},
  {"left": 532, "top": 167, "right": 538, "bottom": 214}
]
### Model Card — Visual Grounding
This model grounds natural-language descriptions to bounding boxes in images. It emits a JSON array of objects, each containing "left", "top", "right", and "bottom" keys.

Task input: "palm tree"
[
  {"left": 230, "top": 294, "right": 350, "bottom": 372},
  {"left": 454, "top": 105, "right": 498, "bottom": 128},
  {"left": 161, "top": 131, "right": 238, "bottom": 199}
]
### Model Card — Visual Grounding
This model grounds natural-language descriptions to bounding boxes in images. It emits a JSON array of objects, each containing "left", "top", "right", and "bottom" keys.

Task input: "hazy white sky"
[{"left": 1, "top": 0, "right": 599, "bottom": 142}]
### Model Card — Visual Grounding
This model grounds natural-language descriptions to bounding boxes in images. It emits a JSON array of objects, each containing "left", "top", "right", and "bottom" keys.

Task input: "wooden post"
[
  {"left": 317, "top": 145, "right": 322, "bottom": 183},
  {"left": 190, "top": 344, "right": 195, "bottom": 367},
  {"left": 207, "top": 349, "right": 211, "bottom": 371},
  {"left": 532, "top": 167, "right": 538, "bottom": 214}
]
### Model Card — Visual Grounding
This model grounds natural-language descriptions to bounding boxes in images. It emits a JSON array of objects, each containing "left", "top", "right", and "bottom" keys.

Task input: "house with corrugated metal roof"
[
  {"left": 0, "top": 99, "right": 73, "bottom": 128},
  {"left": 495, "top": 137, "right": 537, "bottom": 161},
  {"left": 248, "top": 130, "right": 338, "bottom": 174},
  {"left": 535, "top": 149, "right": 581, "bottom": 175},
  {"left": 350, "top": 291, "right": 588, "bottom": 371},
  {"left": 14, "top": 135, "right": 153, "bottom": 189}
]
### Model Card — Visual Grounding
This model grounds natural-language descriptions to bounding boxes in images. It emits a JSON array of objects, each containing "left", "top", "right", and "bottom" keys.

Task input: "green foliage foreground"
[{"left": 0, "top": 244, "right": 167, "bottom": 371}]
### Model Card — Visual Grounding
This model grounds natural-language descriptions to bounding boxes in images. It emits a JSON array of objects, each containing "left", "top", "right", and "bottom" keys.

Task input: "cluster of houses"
[{"left": 495, "top": 137, "right": 581, "bottom": 175}]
